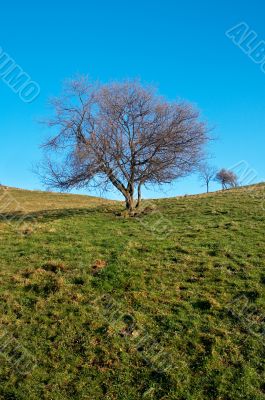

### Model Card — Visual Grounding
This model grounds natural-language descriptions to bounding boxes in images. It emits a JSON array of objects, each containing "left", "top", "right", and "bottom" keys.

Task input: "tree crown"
[{"left": 40, "top": 77, "right": 208, "bottom": 210}]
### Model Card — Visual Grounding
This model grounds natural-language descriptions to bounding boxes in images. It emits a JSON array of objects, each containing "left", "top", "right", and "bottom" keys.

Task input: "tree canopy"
[
  {"left": 40, "top": 77, "right": 208, "bottom": 211},
  {"left": 216, "top": 168, "right": 238, "bottom": 190}
]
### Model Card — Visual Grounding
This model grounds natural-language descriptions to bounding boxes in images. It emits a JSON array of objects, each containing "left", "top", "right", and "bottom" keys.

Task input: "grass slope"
[{"left": 0, "top": 185, "right": 265, "bottom": 399}]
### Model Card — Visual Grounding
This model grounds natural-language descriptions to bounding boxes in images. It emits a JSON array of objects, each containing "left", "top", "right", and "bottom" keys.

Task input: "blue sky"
[{"left": 0, "top": 0, "right": 265, "bottom": 199}]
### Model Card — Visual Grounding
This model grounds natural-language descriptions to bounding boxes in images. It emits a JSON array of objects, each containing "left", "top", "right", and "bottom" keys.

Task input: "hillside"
[{"left": 0, "top": 185, "right": 265, "bottom": 399}]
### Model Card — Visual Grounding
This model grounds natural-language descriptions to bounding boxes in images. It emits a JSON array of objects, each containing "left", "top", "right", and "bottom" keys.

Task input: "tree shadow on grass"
[{"left": 0, "top": 205, "right": 119, "bottom": 224}]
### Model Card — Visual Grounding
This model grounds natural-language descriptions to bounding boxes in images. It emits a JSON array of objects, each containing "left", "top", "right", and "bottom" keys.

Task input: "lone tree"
[
  {"left": 198, "top": 163, "right": 217, "bottom": 193},
  {"left": 216, "top": 168, "right": 238, "bottom": 190},
  {"left": 40, "top": 77, "right": 208, "bottom": 211}
]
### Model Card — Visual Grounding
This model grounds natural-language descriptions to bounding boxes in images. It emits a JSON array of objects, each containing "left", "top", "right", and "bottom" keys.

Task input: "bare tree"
[
  {"left": 216, "top": 168, "right": 238, "bottom": 190},
  {"left": 198, "top": 163, "right": 217, "bottom": 193},
  {"left": 39, "top": 77, "right": 208, "bottom": 211}
]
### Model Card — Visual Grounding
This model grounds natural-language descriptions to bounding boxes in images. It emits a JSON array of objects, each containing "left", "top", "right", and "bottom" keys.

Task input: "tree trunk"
[
  {"left": 135, "top": 183, "right": 142, "bottom": 208},
  {"left": 126, "top": 179, "right": 135, "bottom": 212},
  {"left": 125, "top": 194, "right": 134, "bottom": 212},
  {"left": 206, "top": 182, "right": 209, "bottom": 193}
]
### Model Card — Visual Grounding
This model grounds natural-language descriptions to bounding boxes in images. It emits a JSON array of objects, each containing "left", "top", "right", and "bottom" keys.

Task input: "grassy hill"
[{"left": 0, "top": 185, "right": 265, "bottom": 399}]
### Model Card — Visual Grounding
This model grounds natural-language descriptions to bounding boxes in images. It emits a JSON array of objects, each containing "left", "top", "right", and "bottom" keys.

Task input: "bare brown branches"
[
  {"left": 216, "top": 168, "right": 238, "bottom": 190},
  {"left": 39, "top": 77, "right": 209, "bottom": 211}
]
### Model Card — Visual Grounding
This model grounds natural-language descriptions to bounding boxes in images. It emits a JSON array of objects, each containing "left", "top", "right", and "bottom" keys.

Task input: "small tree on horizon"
[
  {"left": 198, "top": 163, "right": 217, "bottom": 193},
  {"left": 215, "top": 168, "right": 238, "bottom": 190},
  {"left": 39, "top": 77, "right": 208, "bottom": 211}
]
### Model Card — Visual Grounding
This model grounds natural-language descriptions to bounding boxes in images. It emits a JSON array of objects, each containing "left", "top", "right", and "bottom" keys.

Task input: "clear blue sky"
[{"left": 1, "top": 0, "right": 265, "bottom": 199}]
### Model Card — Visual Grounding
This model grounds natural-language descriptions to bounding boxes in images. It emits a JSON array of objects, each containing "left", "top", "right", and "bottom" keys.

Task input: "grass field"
[{"left": 0, "top": 185, "right": 265, "bottom": 400}]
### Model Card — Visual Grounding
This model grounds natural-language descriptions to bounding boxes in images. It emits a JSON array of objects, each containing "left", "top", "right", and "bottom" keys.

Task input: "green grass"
[{"left": 0, "top": 185, "right": 265, "bottom": 399}]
